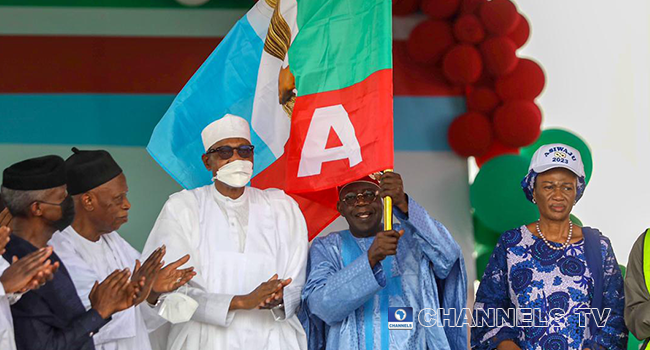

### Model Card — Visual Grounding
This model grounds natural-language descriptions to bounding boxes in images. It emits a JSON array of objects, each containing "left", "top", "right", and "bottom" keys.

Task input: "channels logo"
[{"left": 388, "top": 307, "right": 414, "bottom": 330}]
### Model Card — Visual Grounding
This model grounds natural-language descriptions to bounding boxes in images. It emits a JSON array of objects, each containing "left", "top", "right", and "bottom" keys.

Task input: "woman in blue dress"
[{"left": 471, "top": 143, "right": 627, "bottom": 350}]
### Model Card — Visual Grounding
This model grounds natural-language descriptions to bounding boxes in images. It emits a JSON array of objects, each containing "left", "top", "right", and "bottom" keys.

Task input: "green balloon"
[
  {"left": 570, "top": 214, "right": 583, "bottom": 227},
  {"left": 520, "top": 128, "right": 593, "bottom": 184},
  {"left": 475, "top": 243, "right": 495, "bottom": 281},
  {"left": 473, "top": 214, "right": 501, "bottom": 248},
  {"left": 470, "top": 154, "right": 540, "bottom": 233}
]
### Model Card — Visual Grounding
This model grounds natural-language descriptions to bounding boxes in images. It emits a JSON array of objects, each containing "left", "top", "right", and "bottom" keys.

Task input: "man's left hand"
[
  {"left": 132, "top": 246, "right": 165, "bottom": 305},
  {"left": 379, "top": 172, "right": 408, "bottom": 213},
  {"left": 147, "top": 254, "right": 196, "bottom": 305}
]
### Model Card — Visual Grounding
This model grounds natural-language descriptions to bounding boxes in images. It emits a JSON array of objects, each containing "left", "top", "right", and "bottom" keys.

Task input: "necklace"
[{"left": 535, "top": 220, "right": 573, "bottom": 251}]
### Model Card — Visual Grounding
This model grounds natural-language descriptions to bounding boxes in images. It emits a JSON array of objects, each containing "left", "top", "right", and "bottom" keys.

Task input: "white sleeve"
[
  {"left": 0, "top": 258, "right": 16, "bottom": 350},
  {"left": 269, "top": 194, "right": 308, "bottom": 321},
  {"left": 142, "top": 193, "right": 238, "bottom": 328}
]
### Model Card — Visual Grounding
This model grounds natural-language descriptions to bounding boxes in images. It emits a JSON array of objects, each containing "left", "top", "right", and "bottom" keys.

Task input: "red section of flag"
[
  {"left": 251, "top": 152, "right": 340, "bottom": 241},
  {"left": 0, "top": 36, "right": 460, "bottom": 96},
  {"left": 285, "top": 69, "right": 394, "bottom": 193}
]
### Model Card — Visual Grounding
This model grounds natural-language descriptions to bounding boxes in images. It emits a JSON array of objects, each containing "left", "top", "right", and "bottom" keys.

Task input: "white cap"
[
  {"left": 529, "top": 143, "right": 585, "bottom": 178},
  {"left": 201, "top": 114, "right": 251, "bottom": 151}
]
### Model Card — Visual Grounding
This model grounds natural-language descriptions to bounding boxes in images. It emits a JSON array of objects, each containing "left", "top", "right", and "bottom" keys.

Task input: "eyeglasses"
[
  {"left": 341, "top": 190, "right": 379, "bottom": 206},
  {"left": 206, "top": 145, "right": 255, "bottom": 160}
]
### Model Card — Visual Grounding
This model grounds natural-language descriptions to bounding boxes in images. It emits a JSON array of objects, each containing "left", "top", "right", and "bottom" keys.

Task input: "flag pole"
[{"left": 383, "top": 169, "right": 393, "bottom": 231}]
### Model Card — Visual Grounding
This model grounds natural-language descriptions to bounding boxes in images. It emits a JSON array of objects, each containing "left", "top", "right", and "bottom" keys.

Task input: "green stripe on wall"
[
  {"left": 0, "top": 0, "right": 254, "bottom": 9},
  {"left": 290, "top": 0, "right": 392, "bottom": 96},
  {"left": 0, "top": 7, "right": 244, "bottom": 37}
]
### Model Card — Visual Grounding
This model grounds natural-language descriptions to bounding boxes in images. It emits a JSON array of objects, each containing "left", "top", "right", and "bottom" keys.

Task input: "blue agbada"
[
  {"left": 3, "top": 235, "right": 109, "bottom": 350},
  {"left": 301, "top": 198, "right": 468, "bottom": 350}
]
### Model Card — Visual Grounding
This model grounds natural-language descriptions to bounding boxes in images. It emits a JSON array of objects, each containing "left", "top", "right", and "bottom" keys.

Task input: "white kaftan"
[
  {"left": 49, "top": 227, "right": 166, "bottom": 350},
  {"left": 0, "top": 257, "right": 16, "bottom": 350},
  {"left": 142, "top": 185, "right": 308, "bottom": 350}
]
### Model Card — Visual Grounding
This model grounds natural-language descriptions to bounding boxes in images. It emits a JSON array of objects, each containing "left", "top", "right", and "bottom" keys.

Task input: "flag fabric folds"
[{"left": 147, "top": 0, "right": 394, "bottom": 239}]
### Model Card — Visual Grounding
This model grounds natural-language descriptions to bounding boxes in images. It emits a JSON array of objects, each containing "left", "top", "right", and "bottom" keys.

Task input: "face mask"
[
  {"left": 213, "top": 160, "right": 253, "bottom": 188},
  {"left": 51, "top": 196, "right": 75, "bottom": 231},
  {"left": 158, "top": 291, "right": 199, "bottom": 324}
]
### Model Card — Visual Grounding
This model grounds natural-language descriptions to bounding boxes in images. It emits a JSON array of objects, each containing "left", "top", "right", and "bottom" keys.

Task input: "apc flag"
[{"left": 148, "top": 0, "right": 394, "bottom": 239}]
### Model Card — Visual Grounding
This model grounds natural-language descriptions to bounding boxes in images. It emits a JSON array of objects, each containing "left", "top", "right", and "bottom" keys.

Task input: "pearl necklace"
[{"left": 535, "top": 220, "right": 573, "bottom": 251}]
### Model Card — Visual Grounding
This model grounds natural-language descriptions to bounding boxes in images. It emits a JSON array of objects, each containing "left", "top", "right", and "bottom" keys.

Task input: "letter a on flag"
[{"left": 147, "top": 0, "right": 394, "bottom": 240}]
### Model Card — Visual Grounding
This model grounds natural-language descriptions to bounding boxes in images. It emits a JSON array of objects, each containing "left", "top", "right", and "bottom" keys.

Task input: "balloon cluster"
[{"left": 398, "top": 0, "right": 545, "bottom": 162}]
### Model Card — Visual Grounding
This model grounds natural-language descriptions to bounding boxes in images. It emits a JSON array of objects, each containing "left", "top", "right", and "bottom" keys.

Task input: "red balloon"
[
  {"left": 475, "top": 140, "right": 519, "bottom": 167},
  {"left": 467, "top": 87, "right": 500, "bottom": 114},
  {"left": 495, "top": 59, "right": 546, "bottom": 100},
  {"left": 493, "top": 100, "right": 542, "bottom": 147},
  {"left": 448, "top": 112, "right": 493, "bottom": 157},
  {"left": 442, "top": 44, "right": 483, "bottom": 85},
  {"left": 479, "top": 36, "right": 519, "bottom": 77},
  {"left": 508, "top": 13, "right": 530, "bottom": 48},
  {"left": 453, "top": 14, "right": 486, "bottom": 44},
  {"left": 421, "top": 0, "right": 461, "bottom": 20},
  {"left": 460, "top": 0, "right": 486, "bottom": 14},
  {"left": 407, "top": 20, "right": 455, "bottom": 64},
  {"left": 393, "top": 0, "right": 420, "bottom": 16},
  {"left": 479, "top": 0, "right": 520, "bottom": 35}
]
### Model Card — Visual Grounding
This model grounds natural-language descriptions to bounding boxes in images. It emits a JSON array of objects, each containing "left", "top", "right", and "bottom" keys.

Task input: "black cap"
[
  {"left": 2, "top": 155, "right": 67, "bottom": 191},
  {"left": 65, "top": 147, "right": 123, "bottom": 195}
]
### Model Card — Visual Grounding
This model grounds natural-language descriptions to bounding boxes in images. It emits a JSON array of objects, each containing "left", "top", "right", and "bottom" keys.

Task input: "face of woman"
[{"left": 533, "top": 168, "right": 578, "bottom": 222}]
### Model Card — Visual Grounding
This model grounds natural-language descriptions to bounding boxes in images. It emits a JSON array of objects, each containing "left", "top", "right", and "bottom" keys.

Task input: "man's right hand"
[
  {"left": 0, "top": 246, "right": 58, "bottom": 294},
  {"left": 230, "top": 274, "right": 285, "bottom": 311},
  {"left": 367, "top": 230, "right": 405, "bottom": 268},
  {"left": 0, "top": 209, "right": 11, "bottom": 228},
  {"left": 0, "top": 226, "right": 10, "bottom": 255},
  {"left": 89, "top": 268, "right": 140, "bottom": 319}
]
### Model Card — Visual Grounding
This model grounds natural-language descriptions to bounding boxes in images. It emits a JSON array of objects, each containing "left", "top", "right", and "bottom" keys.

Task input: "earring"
[{"left": 532, "top": 198, "right": 537, "bottom": 204}]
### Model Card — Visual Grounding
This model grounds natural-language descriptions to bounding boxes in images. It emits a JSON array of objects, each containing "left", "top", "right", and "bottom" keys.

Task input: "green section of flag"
[
  {"left": 0, "top": 0, "right": 253, "bottom": 9},
  {"left": 289, "top": 0, "right": 392, "bottom": 96}
]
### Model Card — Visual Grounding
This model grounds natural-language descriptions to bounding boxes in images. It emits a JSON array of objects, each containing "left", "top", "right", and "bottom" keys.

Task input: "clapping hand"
[
  {"left": 0, "top": 209, "right": 11, "bottom": 228},
  {"left": 258, "top": 277, "right": 292, "bottom": 309},
  {"left": 1, "top": 246, "right": 59, "bottom": 294},
  {"left": 0, "top": 226, "right": 10, "bottom": 255},
  {"left": 90, "top": 268, "right": 141, "bottom": 319},
  {"left": 147, "top": 254, "right": 196, "bottom": 305},
  {"left": 231, "top": 274, "right": 289, "bottom": 311},
  {"left": 131, "top": 246, "right": 165, "bottom": 305}
]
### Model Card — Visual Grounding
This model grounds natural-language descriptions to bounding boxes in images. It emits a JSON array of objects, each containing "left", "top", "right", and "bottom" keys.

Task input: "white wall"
[{"left": 512, "top": 0, "right": 650, "bottom": 264}]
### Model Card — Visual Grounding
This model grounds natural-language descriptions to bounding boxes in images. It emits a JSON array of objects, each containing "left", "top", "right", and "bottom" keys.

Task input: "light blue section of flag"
[{"left": 146, "top": 4, "right": 275, "bottom": 189}]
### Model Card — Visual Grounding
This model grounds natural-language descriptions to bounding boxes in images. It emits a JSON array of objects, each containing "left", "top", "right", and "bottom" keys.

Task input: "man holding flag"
[
  {"left": 143, "top": 114, "right": 308, "bottom": 350},
  {"left": 145, "top": 0, "right": 399, "bottom": 347},
  {"left": 302, "top": 173, "right": 468, "bottom": 350}
]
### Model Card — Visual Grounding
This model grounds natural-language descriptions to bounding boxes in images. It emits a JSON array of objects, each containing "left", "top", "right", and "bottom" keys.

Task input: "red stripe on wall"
[
  {"left": 0, "top": 36, "right": 461, "bottom": 96},
  {"left": 0, "top": 35, "right": 222, "bottom": 93}
]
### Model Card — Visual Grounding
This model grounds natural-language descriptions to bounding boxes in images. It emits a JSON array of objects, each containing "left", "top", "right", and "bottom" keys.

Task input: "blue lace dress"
[{"left": 471, "top": 225, "right": 627, "bottom": 350}]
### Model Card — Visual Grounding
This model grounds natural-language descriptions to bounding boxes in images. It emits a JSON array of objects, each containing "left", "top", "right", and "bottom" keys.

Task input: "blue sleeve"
[
  {"left": 394, "top": 197, "right": 463, "bottom": 280},
  {"left": 583, "top": 237, "right": 628, "bottom": 350},
  {"left": 471, "top": 235, "right": 521, "bottom": 350},
  {"left": 14, "top": 307, "right": 110, "bottom": 350},
  {"left": 303, "top": 237, "right": 384, "bottom": 326}
]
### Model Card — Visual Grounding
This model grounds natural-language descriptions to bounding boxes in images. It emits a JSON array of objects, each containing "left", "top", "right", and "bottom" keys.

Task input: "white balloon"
[{"left": 175, "top": 0, "right": 210, "bottom": 6}]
